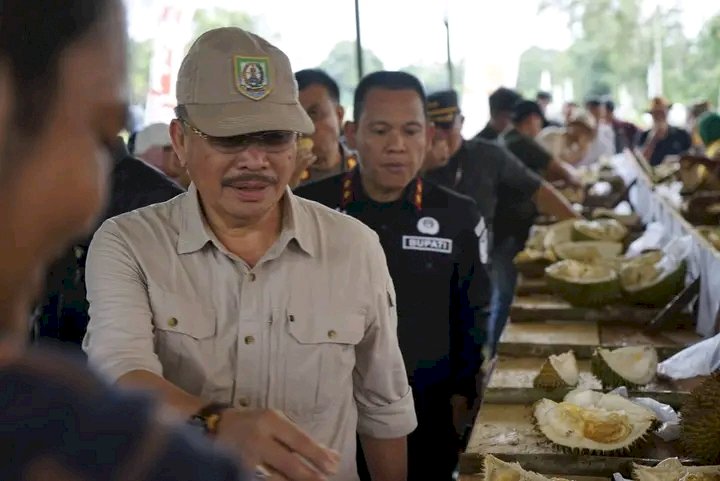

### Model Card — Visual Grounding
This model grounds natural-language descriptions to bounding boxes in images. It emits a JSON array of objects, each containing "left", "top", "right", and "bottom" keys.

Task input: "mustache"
[{"left": 221, "top": 173, "right": 278, "bottom": 186}]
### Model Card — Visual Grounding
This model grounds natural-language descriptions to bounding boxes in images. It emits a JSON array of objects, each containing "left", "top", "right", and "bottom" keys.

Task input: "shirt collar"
[{"left": 177, "top": 183, "right": 317, "bottom": 257}]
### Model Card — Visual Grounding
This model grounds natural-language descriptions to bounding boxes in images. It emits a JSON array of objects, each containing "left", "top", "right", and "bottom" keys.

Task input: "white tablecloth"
[{"left": 613, "top": 151, "right": 720, "bottom": 337}]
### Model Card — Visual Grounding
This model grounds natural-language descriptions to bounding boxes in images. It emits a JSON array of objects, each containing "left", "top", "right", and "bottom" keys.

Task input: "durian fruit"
[
  {"left": 619, "top": 251, "right": 686, "bottom": 307},
  {"left": 553, "top": 241, "right": 624, "bottom": 263},
  {"left": 514, "top": 248, "right": 557, "bottom": 279},
  {"left": 680, "top": 371, "right": 720, "bottom": 464},
  {"left": 633, "top": 457, "right": 720, "bottom": 481},
  {"left": 533, "top": 351, "right": 580, "bottom": 390},
  {"left": 592, "top": 208, "right": 642, "bottom": 229},
  {"left": 533, "top": 390, "right": 656, "bottom": 455},
  {"left": 572, "top": 219, "right": 629, "bottom": 243},
  {"left": 591, "top": 346, "right": 658, "bottom": 388},
  {"left": 545, "top": 260, "right": 621, "bottom": 307},
  {"left": 543, "top": 220, "right": 577, "bottom": 251},
  {"left": 483, "top": 454, "right": 571, "bottom": 481}
]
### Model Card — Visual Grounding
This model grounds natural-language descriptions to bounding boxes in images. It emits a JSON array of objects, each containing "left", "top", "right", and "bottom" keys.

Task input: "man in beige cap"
[
  {"left": 134, "top": 122, "right": 191, "bottom": 188},
  {"left": 83, "top": 27, "right": 416, "bottom": 481}
]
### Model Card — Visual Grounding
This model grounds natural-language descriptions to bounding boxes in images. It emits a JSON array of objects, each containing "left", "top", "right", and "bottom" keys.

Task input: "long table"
[{"left": 614, "top": 150, "right": 720, "bottom": 337}]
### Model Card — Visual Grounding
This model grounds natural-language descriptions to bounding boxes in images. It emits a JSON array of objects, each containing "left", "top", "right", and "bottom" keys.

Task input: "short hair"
[
  {"left": 489, "top": 87, "right": 522, "bottom": 116},
  {"left": 294, "top": 69, "right": 340, "bottom": 104},
  {"left": 0, "top": 0, "right": 117, "bottom": 138},
  {"left": 537, "top": 91, "right": 552, "bottom": 102},
  {"left": 353, "top": 71, "right": 426, "bottom": 122}
]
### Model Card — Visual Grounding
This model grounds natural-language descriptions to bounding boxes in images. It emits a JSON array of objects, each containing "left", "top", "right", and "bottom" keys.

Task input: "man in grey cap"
[{"left": 83, "top": 27, "right": 416, "bottom": 481}]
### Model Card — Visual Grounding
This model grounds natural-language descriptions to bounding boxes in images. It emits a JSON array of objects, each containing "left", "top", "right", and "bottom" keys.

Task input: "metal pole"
[
  {"left": 354, "top": 0, "right": 364, "bottom": 82},
  {"left": 444, "top": 17, "right": 454, "bottom": 88}
]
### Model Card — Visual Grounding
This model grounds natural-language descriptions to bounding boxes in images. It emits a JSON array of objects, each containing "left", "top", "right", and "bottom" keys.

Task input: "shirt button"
[
  {"left": 327, "top": 330, "right": 337, "bottom": 339},
  {"left": 167, "top": 317, "right": 178, "bottom": 327},
  {"left": 248, "top": 273, "right": 256, "bottom": 282},
  {"left": 244, "top": 335, "right": 255, "bottom": 345}
]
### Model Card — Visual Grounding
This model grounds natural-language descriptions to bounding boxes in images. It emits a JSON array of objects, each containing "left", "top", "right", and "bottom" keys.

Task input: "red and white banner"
[{"left": 143, "top": 3, "right": 196, "bottom": 126}]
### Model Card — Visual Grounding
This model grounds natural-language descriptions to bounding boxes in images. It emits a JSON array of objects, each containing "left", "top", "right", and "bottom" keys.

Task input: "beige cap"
[
  {"left": 134, "top": 123, "right": 171, "bottom": 154},
  {"left": 176, "top": 27, "right": 313, "bottom": 137},
  {"left": 567, "top": 109, "right": 597, "bottom": 132}
]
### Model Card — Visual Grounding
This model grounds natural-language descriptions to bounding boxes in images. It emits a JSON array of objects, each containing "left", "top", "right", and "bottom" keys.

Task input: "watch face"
[{"left": 187, "top": 415, "right": 208, "bottom": 434}]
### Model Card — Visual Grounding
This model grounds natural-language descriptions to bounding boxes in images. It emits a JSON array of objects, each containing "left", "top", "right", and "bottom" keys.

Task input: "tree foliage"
[
  {"left": 520, "top": 1, "right": 720, "bottom": 109},
  {"left": 319, "top": 41, "right": 384, "bottom": 109}
]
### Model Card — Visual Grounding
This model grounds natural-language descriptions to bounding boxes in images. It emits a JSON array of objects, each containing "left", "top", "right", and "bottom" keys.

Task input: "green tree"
[
  {"left": 191, "top": 8, "right": 255, "bottom": 43},
  {"left": 128, "top": 38, "right": 153, "bottom": 106},
  {"left": 516, "top": 47, "right": 561, "bottom": 97},
  {"left": 319, "top": 41, "right": 384, "bottom": 109},
  {"left": 401, "top": 61, "right": 465, "bottom": 95}
]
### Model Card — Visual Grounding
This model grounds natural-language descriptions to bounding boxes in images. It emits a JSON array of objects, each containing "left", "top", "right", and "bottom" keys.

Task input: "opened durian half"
[
  {"left": 680, "top": 371, "right": 720, "bottom": 464},
  {"left": 483, "top": 454, "right": 571, "bottom": 481},
  {"left": 591, "top": 346, "right": 658, "bottom": 388},
  {"left": 620, "top": 251, "right": 686, "bottom": 308},
  {"left": 545, "top": 259, "right": 621, "bottom": 307},
  {"left": 554, "top": 241, "right": 624, "bottom": 263},
  {"left": 633, "top": 457, "right": 720, "bottom": 481},
  {"left": 534, "top": 390, "right": 656, "bottom": 455},
  {"left": 572, "top": 219, "right": 629, "bottom": 243},
  {"left": 533, "top": 351, "right": 580, "bottom": 390}
]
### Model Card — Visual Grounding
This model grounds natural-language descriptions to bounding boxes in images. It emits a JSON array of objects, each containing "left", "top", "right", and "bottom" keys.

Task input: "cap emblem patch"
[{"left": 234, "top": 56, "right": 271, "bottom": 100}]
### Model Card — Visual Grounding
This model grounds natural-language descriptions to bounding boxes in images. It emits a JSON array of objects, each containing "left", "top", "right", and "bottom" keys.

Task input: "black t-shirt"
[
  {"left": 296, "top": 172, "right": 490, "bottom": 401},
  {"left": 494, "top": 129, "right": 553, "bottom": 244},
  {"left": 473, "top": 123, "right": 501, "bottom": 142},
  {"left": 0, "top": 349, "right": 246, "bottom": 481},
  {"left": 638, "top": 126, "right": 692, "bottom": 166},
  {"left": 501, "top": 128, "right": 553, "bottom": 173},
  {"left": 424, "top": 139, "right": 541, "bottom": 245}
]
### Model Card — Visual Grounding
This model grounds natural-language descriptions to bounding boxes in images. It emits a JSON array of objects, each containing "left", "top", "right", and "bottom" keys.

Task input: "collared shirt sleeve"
[
  {"left": 449, "top": 207, "right": 491, "bottom": 403},
  {"left": 353, "top": 234, "right": 417, "bottom": 439},
  {"left": 82, "top": 220, "right": 163, "bottom": 382}
]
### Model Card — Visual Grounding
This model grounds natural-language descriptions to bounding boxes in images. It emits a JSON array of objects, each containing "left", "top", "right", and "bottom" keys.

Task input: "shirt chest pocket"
[
  {"left": 149, "top": 289, "right": 218, "bottom": 395},
  {"left": 279, "top": 305, "right": 365, "bottom": 422}
]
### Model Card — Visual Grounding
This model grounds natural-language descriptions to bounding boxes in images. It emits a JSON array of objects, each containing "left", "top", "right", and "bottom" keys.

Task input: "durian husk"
[
  {"left": 620, "top": 252, "right": 687, "bottom": 308},
  {"left": 680, "top": 371, "right": 720, "bottom": 464},
  {"left": 591, "top": 346, "right": 658, "bottom": 389},
  {"left": 553, "top": 241, "right": 624, "bottom": 263},
  {"left": 633, "top": 457, "right": 720, "bottom": 481},
  {"left": 545, "top": 260, "right": 621, "bottom": 307},
  {"left": 483, "top": 454, "right": 571, "bottom": 481},
  {"left": 572, "top": 219, "right": 629, "bottom": 243},
  {"left": 533, "top": 393, "right": 656, "bottom": 455},
  {"left": 533, "top": 351, "right": 579, "bottom": 390},
  {"left": 592, "top": 208, "right": 642, "bottom": 229},
  {"left": 698, "top": 226, "right": 720, "bottom": 251}
]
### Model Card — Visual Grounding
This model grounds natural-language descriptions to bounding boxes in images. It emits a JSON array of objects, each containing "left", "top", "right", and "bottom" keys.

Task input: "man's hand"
[
  {"left": 450, "top": 395, "right": 472, "bottom": 438},
  {"left": 216, "top": 408, "right": 339, "bottom": 481}
]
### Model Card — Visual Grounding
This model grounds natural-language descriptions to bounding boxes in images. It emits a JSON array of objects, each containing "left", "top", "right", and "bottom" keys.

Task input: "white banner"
[{"left": 143, "top": 3, "right": 196, "bottom": 127}]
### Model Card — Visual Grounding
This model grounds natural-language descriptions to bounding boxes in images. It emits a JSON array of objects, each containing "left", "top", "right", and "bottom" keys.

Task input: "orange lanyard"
[{"left": 340, "top": 168, "right": 423, "bottom": 213}]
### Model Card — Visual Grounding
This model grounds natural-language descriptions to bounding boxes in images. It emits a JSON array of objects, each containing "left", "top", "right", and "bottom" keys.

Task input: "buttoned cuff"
[{"left": 356, "top": 387, "right": 418, "bottom": 439}]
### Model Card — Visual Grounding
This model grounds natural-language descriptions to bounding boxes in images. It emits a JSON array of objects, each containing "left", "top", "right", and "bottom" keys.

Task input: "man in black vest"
[{"left": 296, "top": 71, "right": 490, "bottom": 481}]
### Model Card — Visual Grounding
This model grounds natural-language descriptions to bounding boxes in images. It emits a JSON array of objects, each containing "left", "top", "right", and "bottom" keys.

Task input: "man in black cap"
[
  {"left": 296, "top": 71, "right": 490, "bottom": 481},
  {"left": 474, "top": 87, "right": 521, "bottom": 141},
  {"left": 424, "top": 90, "right": 580, "bottom": 350}
]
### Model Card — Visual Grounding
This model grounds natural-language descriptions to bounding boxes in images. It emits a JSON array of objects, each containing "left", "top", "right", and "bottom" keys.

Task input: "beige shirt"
[{"left": 83, "top": 185, "right": 417, "bottom": 481}]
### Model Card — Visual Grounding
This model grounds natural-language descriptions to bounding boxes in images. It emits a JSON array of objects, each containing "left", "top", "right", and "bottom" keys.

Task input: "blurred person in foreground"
[{"left": 0, "top": 1, "right": 250, "bottom": 479}]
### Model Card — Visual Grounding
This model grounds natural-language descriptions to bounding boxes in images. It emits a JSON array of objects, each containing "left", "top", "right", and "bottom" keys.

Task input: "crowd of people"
[{"left": 3, "top": 1, "right": 720, "bottom": 480}]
